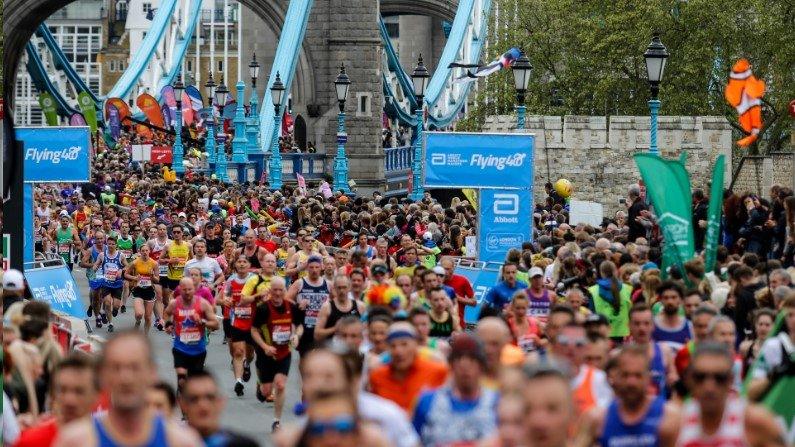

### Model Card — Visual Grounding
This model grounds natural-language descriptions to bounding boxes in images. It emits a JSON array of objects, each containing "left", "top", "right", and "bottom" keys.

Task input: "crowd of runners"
[{"left": 3, "top": 139, "right": 795, "bottom": 446}]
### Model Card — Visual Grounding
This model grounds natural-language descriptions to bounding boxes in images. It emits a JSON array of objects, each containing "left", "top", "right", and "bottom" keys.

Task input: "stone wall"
[
  {"left": 483, "top": 115, "right": 733, "bottom": 215},
  {"left": 731, "top": 152, "right": 795, "bottom": 196}
]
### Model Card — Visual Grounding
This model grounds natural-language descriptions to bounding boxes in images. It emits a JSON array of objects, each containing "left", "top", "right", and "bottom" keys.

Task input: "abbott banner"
[
  {"left": 17, "top": 127, "right": 91, "bottom": 183},
  {"left": 24, "top": 265, "right": 86, "bottom": 319},
  {"left": 424, "top": 132, "right": 534, "bottom": 189},
  {"left": 479, "top": 188, "right": 533, "bottom": 262}
]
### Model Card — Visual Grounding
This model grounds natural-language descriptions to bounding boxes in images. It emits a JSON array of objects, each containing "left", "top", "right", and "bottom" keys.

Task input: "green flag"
[
  {"left": 743, "top": 313, "right": 795, "bottom": 444},
  {"left": 39, "top": 92, "right": 58, "bottom": 126},
  {"left": 77, "top": 91, "right": 98, "bottom": 133},
  {"left": 634, "top": 153, "right": 695, "bottom": 276},
  {"left": 703, "top": 155, "right": 725, "bottom": 272}
]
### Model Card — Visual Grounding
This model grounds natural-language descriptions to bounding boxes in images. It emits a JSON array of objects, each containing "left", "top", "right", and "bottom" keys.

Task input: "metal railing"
[
  {"left": 384, "top": 145, "right": 413, "bottom": 173},
  {"left": 280, "top": 152, "right": 328, "bottom": 180}
]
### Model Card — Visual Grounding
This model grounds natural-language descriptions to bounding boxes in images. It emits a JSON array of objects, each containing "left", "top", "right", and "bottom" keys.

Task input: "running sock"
[{"left": 236, "top": 378, "right": 243, "bottom": 384}]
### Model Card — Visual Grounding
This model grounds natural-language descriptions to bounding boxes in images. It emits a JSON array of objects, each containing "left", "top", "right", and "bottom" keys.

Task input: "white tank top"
[{"left": 676, "top": 397, "right": 749, "bottom": 447}]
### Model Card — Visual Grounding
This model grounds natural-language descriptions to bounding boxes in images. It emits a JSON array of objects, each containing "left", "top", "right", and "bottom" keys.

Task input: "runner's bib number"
[
  {"left": 104, "top": 267, "right": 120, "bottom": 281},
  {"left": 138, "top": 276, "right": 152, "bottom": 287},
  {"left": 272, "top": 326, "right": 291, "bottom": 345},
  {"left": 180, "top": 326, "right": 202, "bottom": 344},
  {"left": 159, "top": 265, "right": 169, "bottom": 276},
  {"left": 58, "top": 243, "right": 71, "bottom": 254},
  {"left": 234, "top": 306, "right": 252, "bottom": 319}
]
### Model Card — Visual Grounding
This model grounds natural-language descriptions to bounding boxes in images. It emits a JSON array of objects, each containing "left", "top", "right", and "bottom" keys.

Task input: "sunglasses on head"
[
  {"left": 307, "top": 416, "right": 356, "bottom": 436},
  {"left": 691, "top": 370, "right": 731, "bottom": 385}
]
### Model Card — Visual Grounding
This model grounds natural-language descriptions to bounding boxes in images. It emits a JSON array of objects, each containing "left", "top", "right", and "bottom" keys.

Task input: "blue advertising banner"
[
  {"left": 423, "top": 132, "right": 534, "bottom": 189},
  {"left": 455, "top": 263, "right": 502, "bottom": 324},
  {"left": 479, "top": 188, "right": 533, "bottom": 262},
  {"left": 24, "top": 184, "right": 34, "bottom": 264},
  {"left": 17, "top": 127, "right": 91, "bottom": 183},
  {"left": 24, "top": 265, "right": 86, "bottom": 319}
]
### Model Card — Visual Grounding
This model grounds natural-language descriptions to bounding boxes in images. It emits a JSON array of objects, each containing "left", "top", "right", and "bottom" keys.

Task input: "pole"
[
  {"left": 409, "top": 100, "right": 425, "bottom": 201},
  {"left": 237, "top": 3, "right": 242, "bottom": 82},
  {"left": 648, "top": 98, "right": 660, "bottom": 155},
  {"left": 332, "top": 110, "right": 350, "bottom": 193},
  {"left": 210, "top": 4, "right": 215, "bottom": 76},
  {"left": 173, "top": 97, "right": 185, "bottom": 173},
  {"left": 215, "top": 125, "right": 229, "bottom": 182},
  {"left": 195, "top": 16, "right": 200, "bottom": 85},
  {"left": 246, "top": 81, "right": 259, "bottom": 154},
  {"left": 232, "top": 81, "right": 248, "bottom": 163},
  {"left": 269, "top": 105, "right": 283, "bottom": 190},
  {"left": 205, "top": 107, "right": 216, "bottom": 166},
  {"left": 516, "top": 104, "right": 526, "bottom": 130},
  {"left": 223, "top": 0, "right": 229, "bottom": 83}
]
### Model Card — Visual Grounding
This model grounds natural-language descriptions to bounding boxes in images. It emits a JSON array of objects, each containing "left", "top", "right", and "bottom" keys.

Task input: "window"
[
  {"left": 186, "top": 60, "right": 193, "bottom": 73},
  {"left": 217, "top": 60, "right": 223, "bottom": 72},
  {"left": 78, "top": 26, "right": 89, "bottom": 34},
  {"left": 356, "top": 92, "right": 371, "bottom": 117},
  {"left": 142, "top": 2, "right": 152, "bottom": 13},
  {"left": 109, "top": 60, "right": 117, "bottom": 72}
]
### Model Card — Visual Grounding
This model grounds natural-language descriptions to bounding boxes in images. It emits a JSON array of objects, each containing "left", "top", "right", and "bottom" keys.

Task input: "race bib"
[
  {"left": 234, "top": 306, "right": 252, "bottom": 318},
  {"left": 104, "top": 267, "right": 119, "bottom": 281},
  {"left": 121, "top": 250, "right": 132, "bottom": 259},
  {"left": 138, "top": 276, "right": 152, "bottom": 287},
  {"left": 159, "top": 265, "right": 169, "bottom": 276},
  {"left": 58, "top": 243, "right": 71, "bottom": 254},
  {"left": 180, "top": 328, "right": 202, "bottom": 344},
  {"left": 518, "top": 336, "right": 536, "bottom": 353},
  {"left": 304, "top": 311, "right": 318, "bottom": 328},
  {"left": 272, "top": 326, "right": 291, "bottom": 345}
]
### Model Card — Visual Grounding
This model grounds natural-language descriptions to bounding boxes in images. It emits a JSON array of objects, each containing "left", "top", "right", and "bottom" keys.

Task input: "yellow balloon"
[{"left": 554, "top": 178, "right": 572, "bottom": 198}]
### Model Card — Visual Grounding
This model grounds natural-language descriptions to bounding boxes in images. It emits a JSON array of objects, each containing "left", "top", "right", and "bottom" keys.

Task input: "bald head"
[{"left": 477, "top": 317, "right": 511, "bottom": 372}]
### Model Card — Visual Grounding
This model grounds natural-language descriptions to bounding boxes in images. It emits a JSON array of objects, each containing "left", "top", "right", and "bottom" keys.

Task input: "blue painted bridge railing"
[
  {"left": 282, "top": 153, "right": 328, "bottom": 180},
  {"left": 384, "top": 146, "right": 413, "bottom": 173}
]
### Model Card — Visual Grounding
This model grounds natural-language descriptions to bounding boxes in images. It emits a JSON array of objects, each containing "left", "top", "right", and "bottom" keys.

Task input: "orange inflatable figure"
[{"left": 724, "top": 59, "right": 765, "bottom": 147}]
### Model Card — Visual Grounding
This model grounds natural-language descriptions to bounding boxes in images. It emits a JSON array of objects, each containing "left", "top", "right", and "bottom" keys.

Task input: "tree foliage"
[{"left": 457, "top": 0, "right": 794, "bottom": 153}]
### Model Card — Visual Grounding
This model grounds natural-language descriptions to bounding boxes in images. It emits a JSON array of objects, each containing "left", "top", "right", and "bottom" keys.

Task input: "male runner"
[
  {"left": 80, "top": 230, "right": 105, "bottom": 329},
  {"left": 160, "top": 225, "right": 192, "bottom": 307},
  {"left": 148, "top": 223, "right": 170, "bottom": 330},
  {"left": 652, "top": 281, "right": 693, "bottom": 353},
  {"left": 221, "top": 255, "right": 255, "bottom": 396},
  {"left": 54, "top": 331, "right": 201, "bottom": 447},
  {"left": 285, "top": 255, "right": 330, "bottom": 357},
  {"left": 52, "top": 212, "right": 80, "bottom": 270},
  {"left": 236, "top": 230, "right": 266, "bottom": 273},
  {"left": 164, "top": 277, "right": 219, "bottom": 391},
  {"left": 251, "top": 277, "right": 302, "bottom": 432},
  {"left": 116, "top": 221, "right": 135, "bottom": 314},
  {"left": 314, "top": 275, "right": 365, "bottom": 343},
  {"left": 184, "top": 239, "right": 224, "bottom": 290},
  {"left": 575, "top": 344, "right": 680, "bottom": 447},
  {"left": 626, "top": 303, "right": 678, "bottom": 397},
  {"left": 676, "top": 342, "right": 785, "bottom": 447},
  {"left": 93, "top": 237, "right": 128, "bottom": 332}
]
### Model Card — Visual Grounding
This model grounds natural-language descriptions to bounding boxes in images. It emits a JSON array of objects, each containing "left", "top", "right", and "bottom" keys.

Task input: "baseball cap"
[
  {"left": 529, "top": 267, "right": 544, "bottom": 278},
  {"left": 59, "top": 210, "right": 70, "bottom": 218},
  {"left": 178, "top": 212, "right": 187, "bottom": 218},
  {"left": 3, "top": 269, "right": 25, "bottom": 291},
  {"left": 372, "top": 264, "right": 389, "bottom": 275},
  {"left": 448, "top": 333, "right": 487, "bottom": 366},
  {"left": 432, "top": 265, "right": 445, "bottom": 276}
]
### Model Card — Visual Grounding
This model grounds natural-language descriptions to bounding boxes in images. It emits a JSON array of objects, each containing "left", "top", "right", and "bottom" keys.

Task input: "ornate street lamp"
[
  {"left": 204, "top": 72, "right": 217, "bottom": 165},
  {"left": 409, "top": 54, "right": 430, "bottom": 201},
  {"left": 511, "top": 51, "right": 532, "bottom": 129},
  {"left": 172, "top": 78, "right": 186, "bottom": 174},
  {"left": 268, "top": 72, "right": 286, "bottom": 190},
  {"left": 246, "top": 53, "right": 262, "bottom": 170},
  {"left": 214, "top": 77, "right": 230, "bottom": 181},
  {"left": 644, "top": 33, "right": 669, "bottom": 155},
  {"left": 332, "top": 63, "right": 351, "bottom": 193}
]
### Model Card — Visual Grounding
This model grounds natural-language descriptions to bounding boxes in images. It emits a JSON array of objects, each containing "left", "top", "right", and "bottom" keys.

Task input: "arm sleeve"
[{"left": 411, "top": 392, "right": 434, "bottom": 436}]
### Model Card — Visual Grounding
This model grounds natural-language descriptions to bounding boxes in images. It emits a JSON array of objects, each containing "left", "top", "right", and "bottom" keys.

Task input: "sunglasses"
[
  {"left": 307, "top": 416, "right": 356, "bottom": 436},
  {"left": 691, "top": 370, "right": 730, "bottom": 385},
  {"left": 556, "top": 335, "right": 587, "bottom": 347}
]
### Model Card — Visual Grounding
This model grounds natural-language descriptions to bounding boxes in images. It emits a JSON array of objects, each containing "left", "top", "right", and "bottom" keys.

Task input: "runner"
[
  {"left": 51, "top": 212, "right": 80, "bottom": 270},
  {"left": 652, "top": 281, "right": 694, "bottom": 354},
  {"left": 80, "top": 230, "right": 106, "bottom": 329},
  {"left": 676, "top": 342, "right": 785, "bottom": 447},
  {"left": 221, "top": 255, "right": 255, "bottom": 397},
  {"left": 285, "top": 234, "right": 321, "bottom": 279},
  {"left": 164, "top": 277, "right": 219, "bottom": 391},
  {"left": 575, "top": 344, "right": 680, "bottom": 447},
  {"left": 160, "top": 225, "right": 193, "bottom": 307},
  {"left": 626, "top": 303, "right": 678, "bottom": 397},
  {"left": 314, "top": 275, "right": 365, "bottom": 343},
  {"left": 250, "top": 277, "right": 302, "bottom": 432},
  {"left": 285, "top": 255, "right": 330, "bottom": 357},
  {"left": 427, "top": 286, "right": 461, "bottom": 340},
  {"left": 236, "top": 230, "right": 266, "bottom": 273},
  {"left": 184, "top": 238, "right": 225, "bottom": 290},
  {"left": 124, "top": 244, "right": 160, "bottom": 334},
  {"left": 116, "top": 221, "right": 135, "bottom": 314},
  {"left": 148, "top": 223, "right": 171, "bottom": 330},
  {"left": 93, "top": 237, "right": 128, "bottom": 332},
  {"left": 54, "top": 331, "right": 202, "bottom": 447}
]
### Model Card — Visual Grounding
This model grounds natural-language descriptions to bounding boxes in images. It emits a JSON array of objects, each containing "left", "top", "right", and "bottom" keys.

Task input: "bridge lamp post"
[
  {"left": 644, "top": 33, "right": 669, "bottom": 156},
  {"left": 213, "top": 78, "right": 230, "bottom": 182},
  {"left": 511, "top": 51, "right": 532, "bottom": 130},
  {"left": 204, "top": 72, "right": 217, "bottom": 169},
  {"left": 332, "top": 63, "right": 351, "bottom": 194},
  {"left": 409, "top": 54, "right": 429, "bottom": 202},
  {"left": 269, "top": 72, "right": 286, "bottom": 190},
  {"left": 247, "top": 53, "right": 261, "bottom": 175},
  {"left": 172, "top": 79, "right": 186, "bottom": 174}
]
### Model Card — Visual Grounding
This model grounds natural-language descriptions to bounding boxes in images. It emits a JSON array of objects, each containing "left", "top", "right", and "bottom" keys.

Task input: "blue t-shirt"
[
  {"left": 412, "top": 387, "right": 499, "bottom": 445},
  {"left": 483, "top": 280, "right": 528, "bottom": 309}
]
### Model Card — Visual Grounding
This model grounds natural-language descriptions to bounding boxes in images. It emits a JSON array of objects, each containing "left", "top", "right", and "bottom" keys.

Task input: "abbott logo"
[
  {"left": 431, "top": 153, "right": 446, "bottom": 165},
  {"left": 493, "top": 194, "right": 519, "bottom": 215}
]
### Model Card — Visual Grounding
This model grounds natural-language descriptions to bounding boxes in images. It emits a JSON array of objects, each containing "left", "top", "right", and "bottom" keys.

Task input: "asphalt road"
[{"left": 73, "top": 268, "right": 301, "bottom": 446}]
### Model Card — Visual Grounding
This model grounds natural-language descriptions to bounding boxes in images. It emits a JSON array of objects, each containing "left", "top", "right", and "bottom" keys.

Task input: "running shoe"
[
  {"left": 108, "top": 323, "right": 114, "bottom": 333},
  {"left": 234, "top": 382, "right": 244, "bottom": 397},
  {"left": 101, "top": 313, "right": 109, "bottom": 324},
  {"left": 155, "top": 320, "right": 164, "bottom": 331},
  {"left": 112, "top": 308, "right": 118, "bottom": 317},
  {"left": 242, "top": 362, "right": 251, "bottom": 382},
  {"left": 256, "top": 385, "right": 266, "bottom": 403},
  {"left": 120, "top": 305, "right": 126, "bottom": 314},
  {"left": 87, "top": 306, "right": 93, "bottom": 317},
  {"left": 96, "top": 317, "right": 103, "bottom": 329},
  {"left": 271, "top": 421, "right": 280, "bottom": 433}
]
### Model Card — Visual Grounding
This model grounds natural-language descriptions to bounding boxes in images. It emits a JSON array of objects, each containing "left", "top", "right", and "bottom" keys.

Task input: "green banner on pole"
[
  {"left": 39, "top": 92, "right": 58, "bottom": 126},
  {"left": 634, "top": 153, "right": 695, "bottom": 276},
  {"left": 703, "top": 155, "right": 725, "bottom": 272},
  {"left": 78, "top": 91, "right": 98, "bottom": 133}
]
